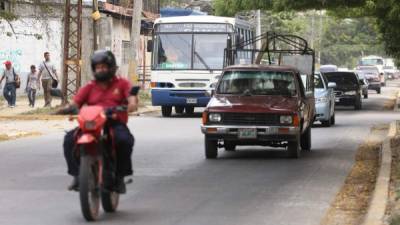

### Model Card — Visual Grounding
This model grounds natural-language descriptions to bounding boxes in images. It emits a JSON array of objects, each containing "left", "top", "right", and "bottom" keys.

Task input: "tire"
[
  {"left": 330, "top": 113, "right": 335, "bottom": 125},
  {"left": 354, "top": 98, "right": 362, "bottom": 110},
  {"left": 79, "top": 154, "right": 100, "bottom": 221},
  {"left": 287, "top": 136, "right": 300, "bottom": 158},
  {"left": 377, "top": 88, "right": 381, "bottom": 94},
  {"left": 101, "top": 190, "right": 119, "bottom": 213},
  {"left": 224, "top": 141, "right": 236, "bottom": 151},
  {"left": 300, "top": 126, "right": 311, "bottom": 151},
  {"left": 161, "top": 106, "right": 172, "bottom": 117},
  {"left": 321, "top": 119, "right": 331, "bottom": 127},
  {"left": 185, "top": 106, "right": 194, "bottom": 115},
  {"left": 364, "top": 93, "right": 368, "bottom": 99},
  {"left": 175, "top": 106, "right": 184, "bottom": 114},
  {"left": 205, "top": 137, "right": 218, "bottom": 159}
]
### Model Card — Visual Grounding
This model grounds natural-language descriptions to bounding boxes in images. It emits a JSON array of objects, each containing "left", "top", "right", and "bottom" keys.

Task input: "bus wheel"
[
  {"left": 161, "top": 106, "right": 172, "bottom": 117},
  {"left": 175, "top": 106, "right": 184, "bottom": 114},
  {"left": 185, "top": 106, "right": 194, "bottom": 115}
]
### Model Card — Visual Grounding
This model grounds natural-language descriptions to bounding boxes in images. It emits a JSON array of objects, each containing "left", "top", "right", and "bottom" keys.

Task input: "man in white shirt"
[
  {"left": 0, "top": 61, "right": 17, "bottom": 107},
  {"left": 38, "top": 52, "right": 58, "bottom": 107}
]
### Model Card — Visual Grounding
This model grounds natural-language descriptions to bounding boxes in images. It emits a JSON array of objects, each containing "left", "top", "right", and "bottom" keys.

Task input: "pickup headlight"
[
  {"left": 209, "top": 113, "right": 222, "bottom": 122},
  {"left": 344, "top": 91, "right": 356, "bottom": 95},
  {"left": 316, "top": 97, "right": 328, "bottom": 103},
  {"left": 280, "top": 115, "right": 293, "bottom": 124},
  {"left": 84, "top": 121, "right": 96, "bottom": 130}
]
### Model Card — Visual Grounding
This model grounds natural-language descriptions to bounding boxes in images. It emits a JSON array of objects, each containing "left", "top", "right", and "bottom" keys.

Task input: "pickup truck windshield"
[{"left": 217, "top": 71, "right": 297, "bottom": 96}]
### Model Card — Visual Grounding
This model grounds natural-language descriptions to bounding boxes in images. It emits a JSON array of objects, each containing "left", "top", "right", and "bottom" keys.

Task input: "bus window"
[{"left": 156, "top": 34, "right": 192, "bottom": 69}]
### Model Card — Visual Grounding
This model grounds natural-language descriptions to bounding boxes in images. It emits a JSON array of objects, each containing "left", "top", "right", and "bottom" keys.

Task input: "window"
[
  {"left": 193, "top": 34, "right": 229, "bottom": 70},
  {"left": 121, "top": 41, "right": 130, "bottom": 65}
]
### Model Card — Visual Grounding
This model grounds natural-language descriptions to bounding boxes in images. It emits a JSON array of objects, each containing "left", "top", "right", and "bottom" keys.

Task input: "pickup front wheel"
[
  {"left": 287, "top": 137, "right": 300, "bottom": 158},
  {"left": 205, "top": 137, "right": 218, "bottom": 159},
  {"left": 301, "top": 126, "right": 312, "bottom": 151}
]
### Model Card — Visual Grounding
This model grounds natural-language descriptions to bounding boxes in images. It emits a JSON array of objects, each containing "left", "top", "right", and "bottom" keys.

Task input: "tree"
[{"left": 213, "top": 0, "right": 400, "bottom": 66}]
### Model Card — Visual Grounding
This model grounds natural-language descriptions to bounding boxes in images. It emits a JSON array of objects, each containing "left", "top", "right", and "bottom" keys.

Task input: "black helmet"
[{"left": 90, "top": 50, "right": 117, "bottom": 82}]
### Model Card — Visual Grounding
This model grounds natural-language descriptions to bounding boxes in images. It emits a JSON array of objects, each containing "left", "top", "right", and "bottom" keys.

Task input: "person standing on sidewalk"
[
  {"left": 0, "top": 61, "right": 18, "bottom": 108},
  {"left": 26, "top": 65, "right": 38, "bottom": 107},
  {"left": 38, "top": 52, "right": 58, "bottom": 107}
]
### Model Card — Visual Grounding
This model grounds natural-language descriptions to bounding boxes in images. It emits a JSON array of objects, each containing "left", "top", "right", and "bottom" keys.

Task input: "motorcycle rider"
[{"left": 58, "top": 50, "right": 138, "bottom": 193}]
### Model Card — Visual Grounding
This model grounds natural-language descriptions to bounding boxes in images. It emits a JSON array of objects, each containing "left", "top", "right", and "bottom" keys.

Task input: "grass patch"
[
  {"left": 391, "top": 215, "right": 400, "bottom": 225},
  {"left": 20, "top": 106, "right": 60, "bottom": 115},
  {"left": 139, "top": 89, "right": 151, "bottom": 107}
]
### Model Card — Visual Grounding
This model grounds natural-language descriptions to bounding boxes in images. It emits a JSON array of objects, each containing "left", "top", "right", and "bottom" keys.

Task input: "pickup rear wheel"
[
  {"left": 377, "top": 88, "right": 381, "bottom": 94},
  {"left": 301, "top": 126, "right": 312, "bottom": 151},
  {"left": 287, "top": 137, "right": 300, "bottom": 158},
  {"left": 224, "top": 142, "right": 236, "bottom": 151},
  {"left": 321, "top": 119, "right": 331, "bottom": 127},
  {"left": 205, "top": 137, "right": 218, "bottom": 159}
]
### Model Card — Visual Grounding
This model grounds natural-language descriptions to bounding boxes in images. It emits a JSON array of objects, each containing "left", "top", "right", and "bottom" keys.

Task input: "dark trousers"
[
  {"left": 27, "top": 88, "right": 36, "bottom": 106},
  {"left": 3, "top": 83, "right": 16, "bottom": 106},
  {"left": 63, "top": 123, "right": 134, "bottom": 177}
]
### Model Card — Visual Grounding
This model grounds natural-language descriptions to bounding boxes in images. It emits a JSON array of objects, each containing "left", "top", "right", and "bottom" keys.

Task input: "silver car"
[{"left": 314, "top": 73, "right": 336, "bottom": 127}]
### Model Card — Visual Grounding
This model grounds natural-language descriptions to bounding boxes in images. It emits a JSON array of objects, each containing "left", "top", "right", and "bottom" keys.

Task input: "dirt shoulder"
[{"left": 320, "top": 124, "right": 389, "bottom": 225}]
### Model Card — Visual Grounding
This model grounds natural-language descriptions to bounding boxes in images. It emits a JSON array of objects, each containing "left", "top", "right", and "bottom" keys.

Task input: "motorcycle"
[{"left": 72, "top": 86, "right": 140, "bottom": 221}]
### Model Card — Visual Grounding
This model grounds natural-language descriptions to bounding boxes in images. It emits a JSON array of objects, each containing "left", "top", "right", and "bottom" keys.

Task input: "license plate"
[
  {"left": 335, "top": 98, "right": 340, "bottom": 102},
  {"left": 238, "top": 128, "right": 257, "bottom": 139},
  {"left": 186, "top": 98, "right": 197, "bottom": 104}
]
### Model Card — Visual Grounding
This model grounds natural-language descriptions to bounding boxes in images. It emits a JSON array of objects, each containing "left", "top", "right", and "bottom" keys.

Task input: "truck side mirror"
[{"left": 147, "top": 40, "right": 153, "bottom": 52}]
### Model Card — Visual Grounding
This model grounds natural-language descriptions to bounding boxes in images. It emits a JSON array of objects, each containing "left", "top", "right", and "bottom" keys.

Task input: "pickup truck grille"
[{"left": 221, "top": 113, "right": 280, "bottom": 126}]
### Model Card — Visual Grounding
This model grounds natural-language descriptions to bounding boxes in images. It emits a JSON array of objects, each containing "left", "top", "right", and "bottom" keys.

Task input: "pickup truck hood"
[{"left": 207, "top": 95, "right": 299, "bottom": 114}]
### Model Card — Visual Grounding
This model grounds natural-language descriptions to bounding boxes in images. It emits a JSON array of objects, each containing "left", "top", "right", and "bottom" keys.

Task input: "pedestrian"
[
  {"left": 38, "top": 52, "right": 58, "bottom": 107},
  {"left": 26, "top": 65, "right": 38, "bottom": 107},
  {"left": 0, "top": 61, "right": 19, "bottom": 108}
]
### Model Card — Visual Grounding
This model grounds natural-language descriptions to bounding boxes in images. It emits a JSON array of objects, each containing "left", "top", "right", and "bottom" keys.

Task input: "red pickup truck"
[{"left": 201, "top": 64, "right": 315, "bottom": 159}]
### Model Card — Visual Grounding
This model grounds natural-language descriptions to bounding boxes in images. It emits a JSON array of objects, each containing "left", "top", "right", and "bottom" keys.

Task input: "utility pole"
[
  {"left": 128, "top": 0, "right": 143, "bottom": 85},
  {"left": 255, "top": 10, "right": 261, "bottom": 50},
  {"left": 62, "top": 0, "right": 83, "bottom": 104}
]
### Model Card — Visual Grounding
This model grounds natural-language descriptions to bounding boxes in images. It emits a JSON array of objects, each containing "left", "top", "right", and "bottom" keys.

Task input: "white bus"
[{"left": 149, "top": 16, "right": 255, "bottom": 117}]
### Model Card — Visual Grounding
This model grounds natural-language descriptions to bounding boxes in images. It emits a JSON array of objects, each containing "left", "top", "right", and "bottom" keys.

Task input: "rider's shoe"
[
  {"left": 68, "top": 176, "right": 79, "bottom": 191},
  {"left": 116, "top": 177, "right": 126, "bottom": 194}
]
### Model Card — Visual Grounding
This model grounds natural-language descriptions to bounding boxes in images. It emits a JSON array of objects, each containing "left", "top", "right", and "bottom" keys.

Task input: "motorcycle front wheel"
[{"left": 79, "top": 153, "right": 100, "bottom": 221}]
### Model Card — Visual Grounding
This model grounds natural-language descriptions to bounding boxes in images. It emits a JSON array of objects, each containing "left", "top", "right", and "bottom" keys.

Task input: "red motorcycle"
[{"left": 74, "top": 105, "right": 128, "bottom": 221}]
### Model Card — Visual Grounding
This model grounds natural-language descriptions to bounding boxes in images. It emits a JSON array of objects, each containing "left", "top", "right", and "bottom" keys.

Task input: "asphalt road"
[{"left": 0, "top": 81, "right": 399, "bottom": 225}]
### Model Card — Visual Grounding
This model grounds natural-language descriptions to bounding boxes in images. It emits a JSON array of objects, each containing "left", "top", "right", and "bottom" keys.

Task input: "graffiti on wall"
[{"left": 0, "top": 49, "right": 23, "bottom": 71}]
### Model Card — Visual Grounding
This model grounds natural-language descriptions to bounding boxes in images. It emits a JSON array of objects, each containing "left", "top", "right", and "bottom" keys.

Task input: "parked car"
[
  {"left": 313, "top": 73, "right": 336, "bottom": 127},
  {"left": 324, "top": 72, "right": 363, "bottom": 110},
  {"left": 357, "top": 66, "right": 382, "bottom": 94},
  {"left": 201, "top": 65, "right": 315, "bottom": 159}
]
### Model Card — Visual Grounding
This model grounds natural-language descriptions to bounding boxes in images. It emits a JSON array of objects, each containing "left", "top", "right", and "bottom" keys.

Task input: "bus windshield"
[
  {"left": 154, "top": 33, "right": 229, "bottom": 70},
  {"left": 360, "top": 58, "right": 384, "bottom": 66}
]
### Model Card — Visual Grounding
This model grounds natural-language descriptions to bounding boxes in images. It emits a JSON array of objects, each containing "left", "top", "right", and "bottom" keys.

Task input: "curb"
[{"left": 362, "top": 121, "right": 398, "bottom": 225}]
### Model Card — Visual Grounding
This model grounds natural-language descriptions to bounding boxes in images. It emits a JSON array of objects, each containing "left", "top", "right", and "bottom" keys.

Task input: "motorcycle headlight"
[
  {"left": 84, "top": 121, "right": 96, "bottom": 130},
  {"left": 209, "top": 113, "right": 222, "bottom": 122},
  {"left": 280, "top": 115, "right": 293, "bottom": 124},
  {"left": 344, "top": 91, "right": 356, "bottom": 95},
  {"left": 316, "top": 97, "right": 328, "bottom": 103}
]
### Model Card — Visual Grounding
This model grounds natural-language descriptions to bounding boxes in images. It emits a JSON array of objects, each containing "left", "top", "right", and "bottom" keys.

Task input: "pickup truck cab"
[{"left": 201, "top": 64, "right": 315, "bottom": 159}]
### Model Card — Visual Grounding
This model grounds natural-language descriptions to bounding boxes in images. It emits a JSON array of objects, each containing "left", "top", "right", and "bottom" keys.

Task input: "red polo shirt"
[{"left": 73, "top": 76, "right": 132, "bottom": 123}]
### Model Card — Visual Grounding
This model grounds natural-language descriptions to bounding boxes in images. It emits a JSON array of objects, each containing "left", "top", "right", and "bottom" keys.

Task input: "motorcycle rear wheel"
[{"left": 79, "top": 153, "right": 100, "bottom": 221}]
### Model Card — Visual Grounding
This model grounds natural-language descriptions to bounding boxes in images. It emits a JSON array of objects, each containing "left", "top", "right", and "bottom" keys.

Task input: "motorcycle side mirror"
[{"left": 130, "top": 86, "right": 141, "bottom": 96}]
